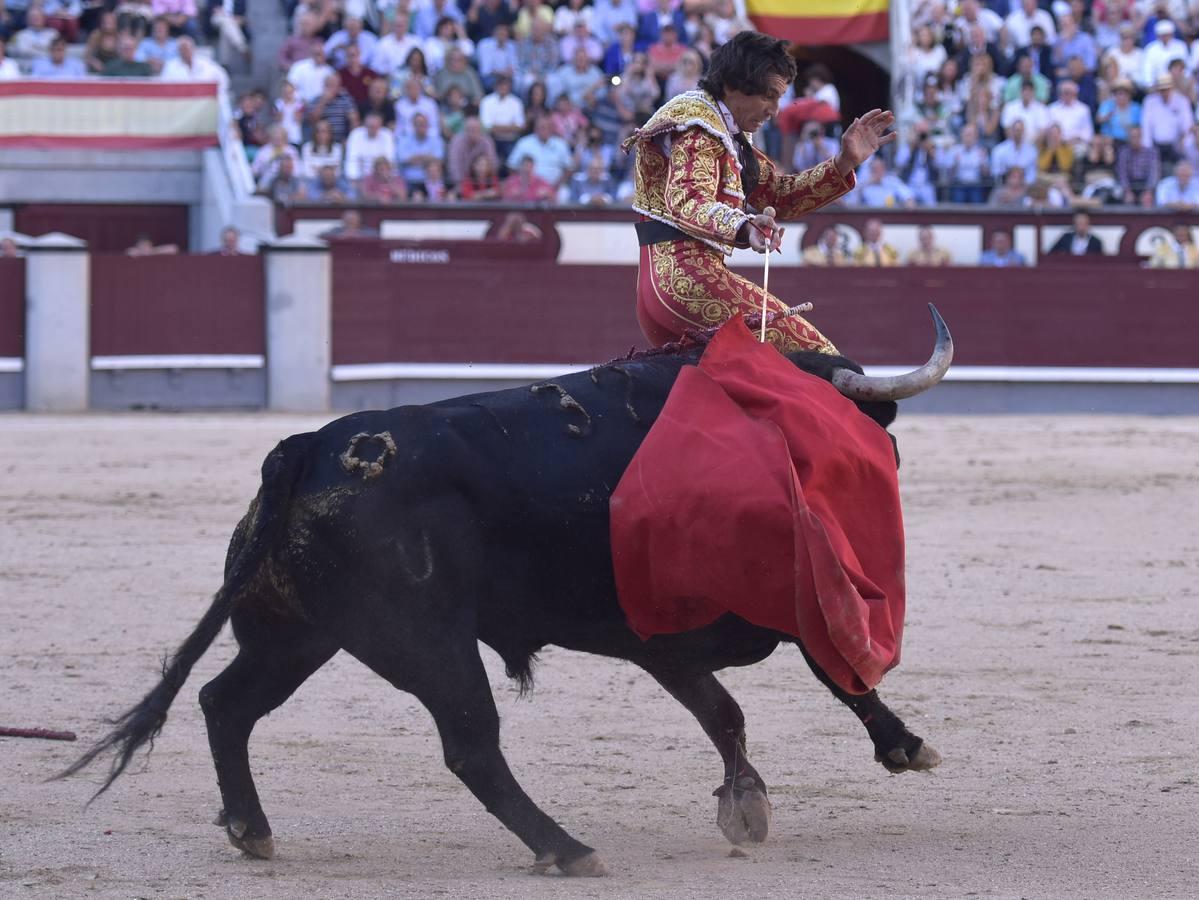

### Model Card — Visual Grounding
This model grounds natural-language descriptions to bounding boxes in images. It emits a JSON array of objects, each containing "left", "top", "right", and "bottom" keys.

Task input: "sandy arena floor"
[{"left": 1, "top": 412, "right": 1197, "bottom": 899}]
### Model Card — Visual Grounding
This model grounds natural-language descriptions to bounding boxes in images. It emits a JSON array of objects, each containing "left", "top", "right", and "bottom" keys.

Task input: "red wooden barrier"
[
  {"left": 90, "top": 254, "right": 265, "bottom": 357},
  {"left": 15, "top": 204, "right": 190, "bottom": 254},
  {"left": 0, "top": 258, "right": 25, "bottom": 358}
]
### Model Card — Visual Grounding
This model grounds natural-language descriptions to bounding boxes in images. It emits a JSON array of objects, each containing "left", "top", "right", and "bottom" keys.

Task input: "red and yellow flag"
[{"left": 748, "top": 0, "right": 889, "bottom": 46}]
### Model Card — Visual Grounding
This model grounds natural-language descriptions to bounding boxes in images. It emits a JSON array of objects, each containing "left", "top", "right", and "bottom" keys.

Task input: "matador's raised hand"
[{"left": 834, "top": 109, "right": 897, "bottom": 177}]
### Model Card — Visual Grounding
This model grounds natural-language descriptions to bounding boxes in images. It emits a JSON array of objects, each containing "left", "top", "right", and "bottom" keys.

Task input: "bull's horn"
[{"left": 831, "top": 304, "right": 953, "bottom": 402}]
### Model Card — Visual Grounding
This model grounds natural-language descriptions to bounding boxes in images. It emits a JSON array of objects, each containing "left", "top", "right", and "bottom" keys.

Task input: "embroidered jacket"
[{"left": 622, "top": 90, "right": 855, "bottom": 255}]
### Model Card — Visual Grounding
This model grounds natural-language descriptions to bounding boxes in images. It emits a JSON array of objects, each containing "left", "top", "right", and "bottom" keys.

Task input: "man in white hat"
[
  {"left": 1141, "top": 20, "right": 1189, "bottom": 87},
  {"left": 1141, "top": 72, "right": 1194, "bottom": 164}
]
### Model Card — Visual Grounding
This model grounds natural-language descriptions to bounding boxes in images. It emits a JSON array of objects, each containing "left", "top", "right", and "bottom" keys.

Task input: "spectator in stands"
[
  {"left": 85, "top": 10, "right": 120, "bottom": 74},
  {"left": 360, "top": 156, "right": 409, "bottom": 203},
  {"left": 1048, "top": 211, "right": 1104, "bottom": 255},
  {"left": 1166, "top": 58, "right": 1195, "bottom": 106},
  {"left": 636, "top": 0, "right": 686, "bottom": 53},
  {"left": 0, "top": 236, "right": 23, "bottom": 257},
  {"left": 1141, "top": 75, "right": 1194, "bottom": 165},
  {"left": 467, "top": 0, "right": 515, "bottom": 44},
  {"left": 309, "top": 72, "right": 359, "bottom": 143},
  {"left": 801, "top": 226, "right": 850, "bottom": 266},
  {"left": 433, "top": 46, "right": 484, "bottom": 104},
  {"left": 585, "top": 80, "right": 635, "bottom": 147},
  {"left": 41, "top": 0, "right": 82, "bottom": 44},
  {"left": 507, "top": 114, "right": 573, "bottom": 187},
  {"left": 601, "top": 20, "right": 635, "bottom": 76},
  {"left": 978, "top": 229, "right": 1027, "bottom": 266},
  {"left": 792, "top": 122, "right": 839, "bottom": 172},
  {"left": 234, "top": 90, "right": 269, "bottom": 152},
  {"left": 593, "top": 0, "right": 638, "bottom": 48},
  {"left": 212, "top": 225, "right": 245, "bottom": 256},
  {"left": 1001, "top": 78, "right": 1050, "bottom": 140},
  {"left": 552, "top": 44, "right": 606, "bottom": 106},
  {"left": 1051, "top": 12, "right": 1097, "bottom": 79},
  {"left": 494, "top": 210, "right": 543, "bottom": 240},
  {"left": 646, "top": 22, "right": 685, "bottom": 82},
  {"left": 991, "top": 118, "right": 1038, "bottom": 183},
  {"left": 1116, "top": 124, "right": 1162, "bottom": 205},
  {"left": 990, "top": 165, "right": 1030, "bottom": 206},
  {"left": 1048, "top": 80, "right": 1095, "bottom": 152},
  {"left": 126, "top": 233, "right": 180, "bottom": 256},
  {"left": 941, "top": 121, "right": 991, "bottom": 202},
  {"left": 476, "top": 21, "right": 518, "bottom": 89},
  {"left": 345, "top": 112, "right": 396, "bottom": 183},
  {"left": 664, "top": 47, "right": 701, "bottom": 99},
  {"left": 1003, "top": 53, "right": 1050, "bottom": 103},
  {"left": 553, "top": 0, "right": 591, "bottom": 35},
  {"left": 138, "top": 17, "right": 178, "bottom": 73},
  {"left": 104, "top": 34, "right": 153, "bottom": 76},
  {"left": 273, "top": 80, "right": 304, "bottom": 146},
  {"left": 10, "top": 6, "right": 55, "bottom": 61},
  {"left": 395, "top": 73, "right": 441, "bottom": 137},
  {"left": 524, "top": 80, "right": 551, "bottom": 129},
  {"left": 1066, "top": 54, "right": 1099, "bottom": 113},
  {"left": 1077, "top": 134, "right": 1120, "bottom": 203},
  {"left": 308, "top": 162, "right": 351, "bottom": 203},
  {"left": 30, "top": 35, "right": 85, "bottom": 77},
  {"left": 953, "top": 22, "right": 996, "bottom": 82},
  {"left": 1017, "top": 25, "right": 1053, "bottom": 81},
  {"left": 326, "top": 16, "right": 377, "bottom": 70},
  {"left": 447, "top": 115, "right": 498, "bottom": 186},
  {"left": 414, "top": 0, "right": 466, "bottom": 40},
  {"left": 568, "top": 154, "right": 615, "bottom": 205},
  {"left": 207, "top": 0, "right": 251, "bottom": 65},
  {"left": 423, "top": 16, "right": 474, "bottom": 74},
  {"left": 459, "top": 152, "right": 502, "bottom": 199},
  {"left": 620, "top": 51, "right": 660, "bottom": 119},
  {"left": 1155, "top": 160, "right": 1199, "bottom": 208},
  {"left": 908, "top": 24, "right": 947, "bottom": 84},
  {"left": 1005, "top": 0, "right": 1055, "bottom": 48},
  {"left": 550, "top": 91, "right": 587, "bottom": 142},
  {"left": 357, "top": 77, "right": 396, "bottom": 130},
  {"left": 573, "top": 120, "right": 616, "bottom": 173},
  {"left": 1037, "top": 124, "right": 1075, "bottom": 178},
  {"left": 162, "top": 36, "right": 228, "bottom": 86},
  {"left": 1142, "top": 20, "right": 1188, "bottom": 88},
  {"left": 253, "top": 125, "right": 302, "bottom": 190},
  {"left": 852, "top": 218, "right": 900, "bottom": 266},
  {"left": 0, "top": 38, "right": 17, "bottom": 79},
  {"left": 907, "top": 224, "right": 953, "bottom": 265},
  {"left": 1106, "top": 25, "right": 1145, "bottom": 89},
  {"left": 849, "top": 157, "right": 916, "bottom": 208},
  {"left": 1093, "top": 3, "right": 1124, "bottom": 54},
  {"left": 288, "top": 41, "right": 335, "bottom": 105},
  {"left": 515, "top": 16, "right": 558, "bottom": 93},
  {"left": 1146, "top": 224, "right": 1199, "bottom": 268},
  {"left": 301, "top": 118, "right": 343, "bottom": 178},
  {"left": 1096, "top": 79, "right": 1141, "bottom": 142},
  {"left": 279, "top": 12, "right": 320, "bottom": 72},
  {"left": 337, "top": 43, "right": 381, "bottom": 107},
  {"left": 152, "top": 0, "right": 198, "bottom": 39},
  {"left": 391, "top": 46, "right": 434, "bottom": 96},
  {"left": 953, "top": 0, "right": 1001, "bottom": 45},
  {"left": 479, "top": 73, "right": 524, "bottom": 161},
  {"left": 370, "top": 11, "right": 420, "bottom": 76},
  {"left": 502, "top": 155, "right": 555, "bottom": 200},
  {"left": 894, "top": 124, "right": 940, "bottom": 205},
  {"left": 396, "top": 111, "right": 444, "bottom": 193}
]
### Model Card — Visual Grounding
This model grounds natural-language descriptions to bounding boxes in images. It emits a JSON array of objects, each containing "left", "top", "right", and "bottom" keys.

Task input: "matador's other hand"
[{"left": 835, "top": 109, "right": 897, "bottom": 176}]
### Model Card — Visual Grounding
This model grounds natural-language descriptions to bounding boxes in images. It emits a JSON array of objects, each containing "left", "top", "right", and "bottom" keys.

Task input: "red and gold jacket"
[{"left": 622, "top": 90, "right": 855, "bottom": 255}]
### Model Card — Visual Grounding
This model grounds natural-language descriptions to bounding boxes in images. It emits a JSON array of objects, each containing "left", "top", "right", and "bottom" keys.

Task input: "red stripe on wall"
[
  {"left": 0, "top": 80, "right": 218, "bottom": 98},
  {"left": 0, "top": 134, "right": 218, "bottom": 149},
  {"left": 751, "top": 11, "right": 889, "bottom": 44}
]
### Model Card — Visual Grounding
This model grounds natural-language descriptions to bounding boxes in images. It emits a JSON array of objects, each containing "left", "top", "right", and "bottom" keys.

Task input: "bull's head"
[{"left": 829, "top": 304, "right": 953, "bottom": 403}]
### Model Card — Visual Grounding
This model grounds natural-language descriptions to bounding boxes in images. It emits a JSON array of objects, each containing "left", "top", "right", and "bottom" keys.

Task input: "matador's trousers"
[{"left": 635, "top": 238, "right": 838, "bottom": 354}]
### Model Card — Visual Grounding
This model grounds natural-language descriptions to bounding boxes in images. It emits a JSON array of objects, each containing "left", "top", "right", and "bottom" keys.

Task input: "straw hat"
[{"left": 1152, "top": 74, "right": 1174, "bottom": 91}]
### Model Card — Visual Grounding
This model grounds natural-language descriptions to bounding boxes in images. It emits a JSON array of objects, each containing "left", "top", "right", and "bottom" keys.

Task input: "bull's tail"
[{"left": 54, "top": 435, "right": 309, "bottom": 801}]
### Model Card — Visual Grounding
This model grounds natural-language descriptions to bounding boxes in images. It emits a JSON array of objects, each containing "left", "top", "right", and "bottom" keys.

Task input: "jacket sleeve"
[
  {"left": 746, "top": 152, "right": 855, "bottom": 220},
  {"left": 662, "top": 128, "right": 750, "bottom": 245}
]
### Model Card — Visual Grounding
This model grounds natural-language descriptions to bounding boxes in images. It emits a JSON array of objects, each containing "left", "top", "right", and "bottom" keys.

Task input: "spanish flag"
[{"left": 748, "top": 0, "right": 889, "bottom": 46}]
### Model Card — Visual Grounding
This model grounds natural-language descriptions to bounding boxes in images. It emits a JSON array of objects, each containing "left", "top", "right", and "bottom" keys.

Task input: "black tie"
[{"left": 735, "top": 132, "right": 760, "bottom": 197}]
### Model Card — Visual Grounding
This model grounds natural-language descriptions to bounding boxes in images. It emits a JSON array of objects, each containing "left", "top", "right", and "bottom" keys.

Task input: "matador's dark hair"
[{"left": 698, "top": 31, "right": 798, "bottom": 100}]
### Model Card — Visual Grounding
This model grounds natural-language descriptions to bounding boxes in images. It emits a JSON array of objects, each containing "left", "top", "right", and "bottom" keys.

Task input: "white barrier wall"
[
  {"left": 264, "top": 235, "right": 332, "bottom": 411},
  {"left": 24, "top": 233, "right": 89, "bottom": 412}
]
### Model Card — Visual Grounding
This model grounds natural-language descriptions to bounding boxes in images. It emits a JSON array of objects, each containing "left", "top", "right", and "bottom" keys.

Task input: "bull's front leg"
[
  {"left": 646, "top": 668, "right": 772, "bottom": 845},
  {"left": 795, "top": 643, "right": 942, "bottom": 773}
]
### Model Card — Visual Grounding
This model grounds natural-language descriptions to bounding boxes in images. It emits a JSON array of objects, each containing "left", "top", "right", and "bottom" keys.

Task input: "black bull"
[{"left": 62, "top": 310, "right": 952, "bottom": 877}]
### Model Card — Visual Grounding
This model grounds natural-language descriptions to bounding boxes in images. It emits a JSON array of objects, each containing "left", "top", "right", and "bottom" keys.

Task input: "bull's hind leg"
[
  {"left": 647, "top": 669, "right": 771, "bottom": 845},
  {"left": 199, "top": 608, "right": 338, "bottom": 859},
  {"left": 341, "top": 627, "right": 606, "bottom": 877},
  {"left": 795, "top": 644, "right": 942, "bottom": 774}
]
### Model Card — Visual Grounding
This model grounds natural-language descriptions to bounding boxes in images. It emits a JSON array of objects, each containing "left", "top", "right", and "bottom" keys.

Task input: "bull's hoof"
[
  {"left": 226, "top": 818, "right": 275, "bottom": 860},
  {"left": 715, "top": 776, "right": 772, "bottom": 845},
  {"left": 875, "top": 740, "right": 942, "bottom": 774},
  {"left": 531, "top": 850, "right": 609, "bottom": 877}
]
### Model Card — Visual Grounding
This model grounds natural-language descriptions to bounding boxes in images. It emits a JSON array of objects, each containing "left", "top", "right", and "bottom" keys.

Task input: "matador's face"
[{"left": 723, "top": 74, "right": 788, "bottom": 135}]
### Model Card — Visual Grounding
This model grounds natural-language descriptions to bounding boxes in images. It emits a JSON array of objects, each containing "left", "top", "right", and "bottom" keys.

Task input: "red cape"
[{"left": 609, "top": 317, "right": 906, "bottom": 694}]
